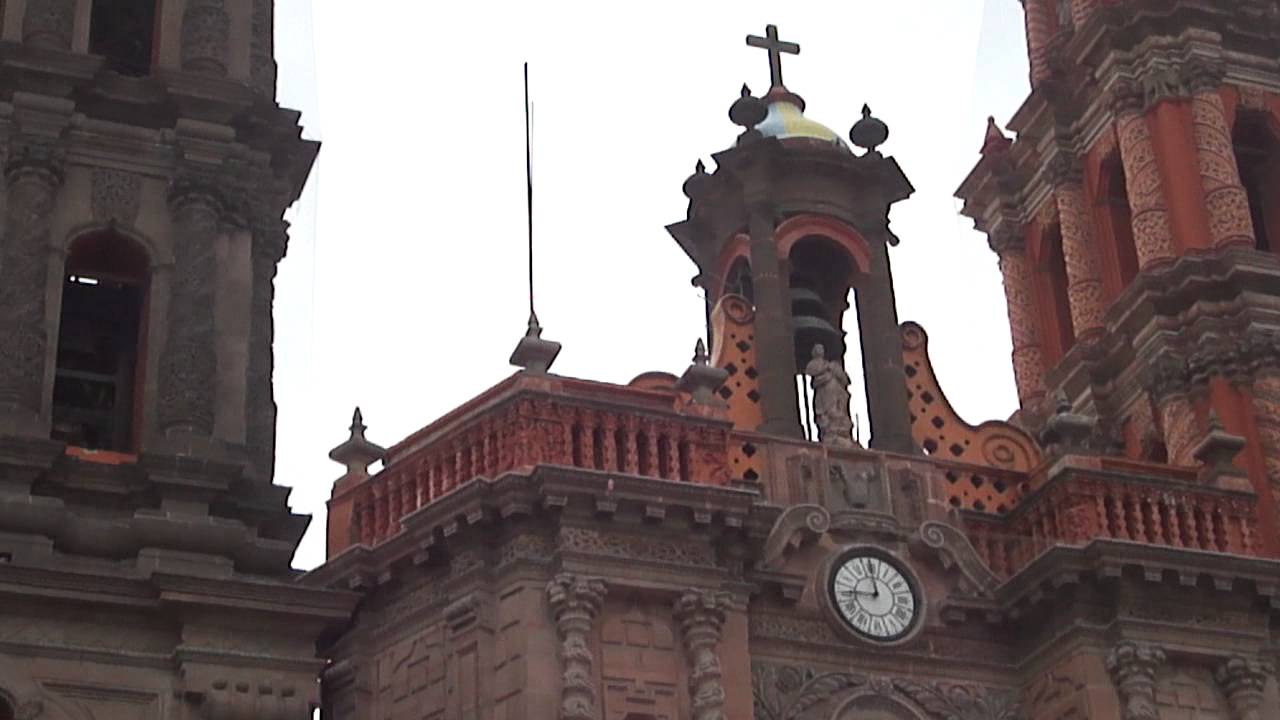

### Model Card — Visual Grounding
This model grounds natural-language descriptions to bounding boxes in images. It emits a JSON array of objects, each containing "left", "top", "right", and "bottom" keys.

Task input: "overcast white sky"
[{"left": 271, "top": 0, "right": 1031, "bottom": 570}]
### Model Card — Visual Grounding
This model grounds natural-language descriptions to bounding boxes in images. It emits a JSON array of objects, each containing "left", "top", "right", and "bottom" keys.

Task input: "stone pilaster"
[
  {"left": 247, "top": 214, "right": 288, "bottom": 478},
  {"left": 1105, "top": 641, "right": 1166, "bottom": 720},
  {"left": 249, "top": 0, "right": 277, "bottom": 95},
  {"left": 747, "top": 201, "right": 800, "bottom": 438},
  {"left": 158, "top": 179, "right": 221, "bottom": 438},
  {"left": 1050, "top": 156, "right": 1106, "bottom": 340},
  {"left": 1113, "top": 82, "right": 1176, "bottom": 269},
  {"left": 1025, "top": 0, "right": 1054, "bottom": 86},
  {"left": 1214, "top": 657, "right": 1274, "bottom": 720},
  {"left": 0, "top": 141, "right": 63, "bottom": 432},
  {"left": 546, "top": 574, "right": 607, "bottom": 720},
  {"left": 22, "top": 0, "right": 75, "bottom": 50},
  {"left": 990, "top": 230, "right": 1047, "bottom": 406},
  {"left": 674, "top": 589, "right": 733, "bottom": 720},
  {"left": 182, "top": 0, "right": 231, "bottom": 76},
  {"left": 1145, "top": 353, "right": 1198, "bottom": 466},
  {"left": 1187, "top": 60, "right": 1256, "bottom": 249}
]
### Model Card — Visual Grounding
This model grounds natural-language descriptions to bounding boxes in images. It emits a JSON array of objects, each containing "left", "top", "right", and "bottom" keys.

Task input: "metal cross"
[{"left": 746, "top": 24, "right": 800, "bottom": 89}]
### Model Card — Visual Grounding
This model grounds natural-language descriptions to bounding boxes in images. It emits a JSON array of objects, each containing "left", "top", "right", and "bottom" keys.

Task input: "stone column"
[
  {"left": 182, "top": 0, "right": 231, "bottom": 76},
  {"left": 546, "top": 574, "right": 606, "bottom": 720},
  {"left": 247, "top": 214, "right": 287, "bottom": 478},
  {"left": 1105, "top": 641, "right": 1166, "bottom": 720},
  {"left": 990, "top": 230, "right": 1047, "bottom": 406},
  {"left": 1214, "top": 657, "right": 1274, "bottom": 720},
  {"left": 674, "top": 589, "right": 733, "bottom": 720},
  {"left": 1025, "top": 0, "right": 1054, "bottom": 86},
  {"left": 0, "top": 142, "right": 63, "bottom": 432},
  {"left": 1187, "top": 60, "right": 1256, "bottom": 249},
  {"left": 22, "top": 0, "right": 75, "bottom": 49},
  {"left": 746, "top": 201, "right": 801, "bottom": 438},
  {"left": 1145, "top": 353, "right": 1198, "bottom": 466},
  {"left": 249, "top": 0, "right": 277, "bottom": 95},
  {"left": 854, "top": 218, "right": 916, "bottom": 454},
  {"left": 1050, "top": 156, "right": 1107, "bottom": 341},
  {"left": 158, "top": 179, "right": 220, "bottom": 439},
  {"left": 1113, "top": 82, "right": 1177, "bottom": 270}
]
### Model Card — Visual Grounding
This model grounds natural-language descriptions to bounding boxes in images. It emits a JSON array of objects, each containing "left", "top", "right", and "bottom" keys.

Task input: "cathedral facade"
[{"left": 3, "top": 1, "right": 1280, "bottom": 720}]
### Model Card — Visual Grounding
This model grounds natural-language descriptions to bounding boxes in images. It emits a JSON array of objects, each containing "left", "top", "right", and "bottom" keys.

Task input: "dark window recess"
[
  {"left": 52, "top": 233, "right": 149, "bottom": 452},
  {"left": 89, "top": 0, "right": 158, "bottom": 77}
]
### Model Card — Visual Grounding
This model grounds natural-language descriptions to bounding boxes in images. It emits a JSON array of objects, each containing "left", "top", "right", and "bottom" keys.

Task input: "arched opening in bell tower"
[
  {"left": 51, "top": 231, "right": 150, "bottom": 453},
  {"left": 1232, "top": 113, "right": 1280, "bottom": 253},
  {"left": 89, "top": 0, "right": 159, "bottom": 77},
  {"left": 1099, "top": 152, "right": 1139, "bottom": 292}
]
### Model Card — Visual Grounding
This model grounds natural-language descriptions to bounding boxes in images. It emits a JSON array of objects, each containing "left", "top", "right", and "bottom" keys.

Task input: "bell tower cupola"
[{"left": 667, "top": 25, "right": 917, "bottom": 454}]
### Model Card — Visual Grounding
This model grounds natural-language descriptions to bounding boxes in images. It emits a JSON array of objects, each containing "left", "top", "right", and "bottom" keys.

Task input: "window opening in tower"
[
  {"left": 52, "top": 232, "right": 149, "bottom": 453},
  {"left": 89, "top": 0, "right": 158, "bottom": 77}
]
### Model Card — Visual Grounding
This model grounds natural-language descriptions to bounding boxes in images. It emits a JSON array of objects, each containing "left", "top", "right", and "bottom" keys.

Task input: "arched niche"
[
  {"left": 1232, "top": 109, "right": 1280, "bottom": 254},
  {"left": 833, "top": 691, "right": 926, "bottom": 720},
  {"left": 52, "top": 229, "right": 151, "bottom": 453},
  {"left": 1095, "top": 149, "right": 1139, "bottom": 295}
]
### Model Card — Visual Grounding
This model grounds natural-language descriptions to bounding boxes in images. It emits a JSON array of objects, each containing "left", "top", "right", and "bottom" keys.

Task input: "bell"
[{"left": 790, "top": 286, "right": 843, "bottom": 366}]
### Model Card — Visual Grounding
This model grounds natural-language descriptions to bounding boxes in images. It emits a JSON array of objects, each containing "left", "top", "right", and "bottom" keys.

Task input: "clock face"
[{"left": 829, "top": 553, "right": 918, "bottom": 641}]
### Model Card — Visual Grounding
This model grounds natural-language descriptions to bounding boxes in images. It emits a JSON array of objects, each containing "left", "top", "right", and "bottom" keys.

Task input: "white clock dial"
[{"left": 829, "top": 553, "right": 918, "bottom": 641}]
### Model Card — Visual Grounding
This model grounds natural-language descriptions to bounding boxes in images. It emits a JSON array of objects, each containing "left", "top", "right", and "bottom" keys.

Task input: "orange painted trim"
[
  {"left": 1146, "top": 101, "right": 1213, "bottom": 253},
  {"left": 774, "top": 214, "right": 872, "bottom": 275}
]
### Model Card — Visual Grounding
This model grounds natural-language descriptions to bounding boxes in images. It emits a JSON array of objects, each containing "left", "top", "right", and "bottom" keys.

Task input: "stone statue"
[{"left": 805, "top": 345, "right": 856, "bottom": 447}]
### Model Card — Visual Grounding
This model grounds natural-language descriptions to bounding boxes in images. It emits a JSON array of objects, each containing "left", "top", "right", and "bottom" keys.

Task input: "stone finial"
[
  {"left": 682, "top": 159, "right": 712, "bottom": 200},
  {"left": 1038, "top": 390, "right": 1096, "bottom": 455},
  {"left": 1192, "top": 410, "right": 1249, "bottom": 490},
  {"left": 509, "top": 311, "right": 561, "bottom": 375},
  {"left": 850, "top": 105, "right": 889, "bottom": 155},
  {"left": 981, "top": 116, "right": 1011, "bottom": 155},
  {"left": 730, "top": 85, "right": 767, "bottom": 145},
  {"left": 677, "top": 338, "right": 729, "bottom": 406},
  {"left": 328, "top": 407, "right": 386, "bottom": 479}
]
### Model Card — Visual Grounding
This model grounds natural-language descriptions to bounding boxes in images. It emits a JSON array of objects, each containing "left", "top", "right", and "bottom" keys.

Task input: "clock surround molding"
[{"left": 816, "top": 544, "right": 928, "bottom": 649}]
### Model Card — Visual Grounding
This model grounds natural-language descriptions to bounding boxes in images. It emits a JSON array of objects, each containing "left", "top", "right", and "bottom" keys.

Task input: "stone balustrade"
[
  {"left": 963, "top": 469, "right": 1259, "bottom": 578},
  {"left": 343, "top": 376, "right": 733, "bottom": 547}
]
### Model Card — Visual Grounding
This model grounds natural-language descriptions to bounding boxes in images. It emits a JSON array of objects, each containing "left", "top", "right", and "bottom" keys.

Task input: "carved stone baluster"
[
  {"left": 0, "top": 142, "right": 63, "bottom": 430},
  {"left": 641, "top": 420, "right": 659, "bottom": 477},
  {"left": 622, "top": 417, "right": 639, "bottom": 473},
  {"left": 1106, "top": 642, "right": 1166, "bottom": 720},
  {"left": 159, "top": 179, "right": 220, "bottom": 438},
  {"left": 674, "top": 590, "right": 733, "bottom": 720},
  {"left": 600, "top": 415, "right": 618, "bottom": 471},
  {"left": 1215, "top": 657, "right": 1274, "bottom": 720},
  {"left": 546, "top": 574, "right": 607, "bottom": 720},
  {"left": 578, "top": 410, "right": 595, "bottom": 470},
  {"left": 182, "top": 0, "right": 231, "bottom": 76}
]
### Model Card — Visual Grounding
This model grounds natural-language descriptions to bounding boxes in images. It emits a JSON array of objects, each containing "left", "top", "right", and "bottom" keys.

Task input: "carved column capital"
[
  {"left": 1111, "top": 79, "right": 1145, "bottom": 117},
  {"left": 674, "top": 589, "right": 733, "bottom": 720},
  {"left": 1183, "top": 57, "right": 1226, "bottom": 95},
  {"left": 987, "top": 228, "right": 1025, "bottom": 257},
  {"left": 1141, "top": 66, "right": 1189, "bottom": 108},
  {"left": 1046, "top": 152, "right": 1085, "bottom": 189},
  {"left": 546, "top": 574, "right": 606, "bottom": 720},
  {"left": 1214, "top": 657, "right": 1274, "bottom": 720},
  {"left": 1105, "top": 641, "right": 1166, "bottom": 720},
  {"left": 5, "top": 140, "right": 65, "bottom": 188},
  {"left": 1143, "top": 352, "right": 1190, "bottom": 402}
]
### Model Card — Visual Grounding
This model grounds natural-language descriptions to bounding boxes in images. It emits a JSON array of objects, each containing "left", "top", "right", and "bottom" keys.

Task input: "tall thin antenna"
[{"left": 524, "top": 62, "right": 536, "bottom": 317}]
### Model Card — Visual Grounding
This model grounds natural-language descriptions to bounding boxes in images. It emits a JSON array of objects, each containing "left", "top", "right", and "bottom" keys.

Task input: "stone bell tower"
[
  {"left": 957, "top": 0, "right": 1280, "bottom": 550},
  {"left": 667, "top": 25, "right": 916, "bottom": 454},
  {"left": 0, "top": 2, "right": 354, "bottom": 718}
]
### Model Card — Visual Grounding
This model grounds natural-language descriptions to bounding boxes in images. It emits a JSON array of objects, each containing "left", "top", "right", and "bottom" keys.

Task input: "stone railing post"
[
  {"left": 1050, "top": 155, "right": 1106, "bottom": 341},
  {"left": 1186, "top": 60, "right": 1256, "bottom": 249},
  {"left": 674, "top": 589, "right": 733, "bottom": 720},
  {"left": 547, "top": 574, "right": 607, "bottom": 720},
  {"left": 989, "top": 230, "right": 1047, "bottom": 406},
  {"left": 0, "top": 141, "right": 63, "bottom": 433},
  {"left": 1105, "top": 641, "right": 1166, "bottom": 720},
  {"left": 158, "top": 178, "right": 221, "bottom": 440},
  {"left": 1112, "top": 81, "right": 1176, "bottom": 270},
  {"left": 1214, "top": 657, "right": 1274, "bottom": 720}
]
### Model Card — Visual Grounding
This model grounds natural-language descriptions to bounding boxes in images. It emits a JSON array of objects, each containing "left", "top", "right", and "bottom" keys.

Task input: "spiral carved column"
[
  {"left": 1187, "top": 61, "right": 1256, "bottom": 249},
  {"left": 0, "top": 143, "right": 63, "bottom": 427},
  {"left": 674, "top": 589, "right": 733, "bottom": 720},
  {"left": 1114, "top": 82, "right": 1177, "bottom": 269},
  {"left": 546, "top": 574, "right": 606, "bottom": 720},
  {"left": 1106, "top": 641, "right": 1166, "bottom": 720},
  {"left": 159, "top": 180, "right": 220, "bottom": 437},
  {"left": 990, "top": 231, "right": 1047, "bottom": 406},
  {"left": 1051, "top": 159, "right": 1107, "bottom": 340},
  {"left": 1214, "top": 657, "right": 1273, "bottom": 720}
]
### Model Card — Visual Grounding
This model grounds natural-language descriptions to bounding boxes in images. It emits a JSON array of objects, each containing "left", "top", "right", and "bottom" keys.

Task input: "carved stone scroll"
[
  {"left": 158, "top": 179, "right": 220, "bottom": 436},
  {"left": 1214, "top": 657, "right": 1274, "bottom": 720},
  {"left": 547, "top": 574, "right": 607, "bottom": 720},
  {"left": 1105, "top": 641, "right": 1166, "bottom": 720},
  {"left": 673, "top": 590, "right": 733, "bottom": 720},
  {"left": 760, "top": 504, "right": 830, "bottom": 571},
  {"left": 0, "top": 143, "right": 63, "bottom": 422},
  {"left": 919, "top": 521, "right": 999, "bottom": 597}
]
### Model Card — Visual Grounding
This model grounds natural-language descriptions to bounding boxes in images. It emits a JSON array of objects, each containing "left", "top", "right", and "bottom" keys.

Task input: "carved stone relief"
[
  {"left": 90, "top": 169, "right": 142, "bottom": 228},
  {"left": 1105, "top": 642, "right": 1166, "bottom": 720},
  {"left": 673, "top": 590, "right": 733, "bottom": 720},
  {"left": 547, "top": 574, "right": 607, "bottom": 720},
  {"left": 1214, "top": 657, "right": 1274, "bottom": 720}
]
